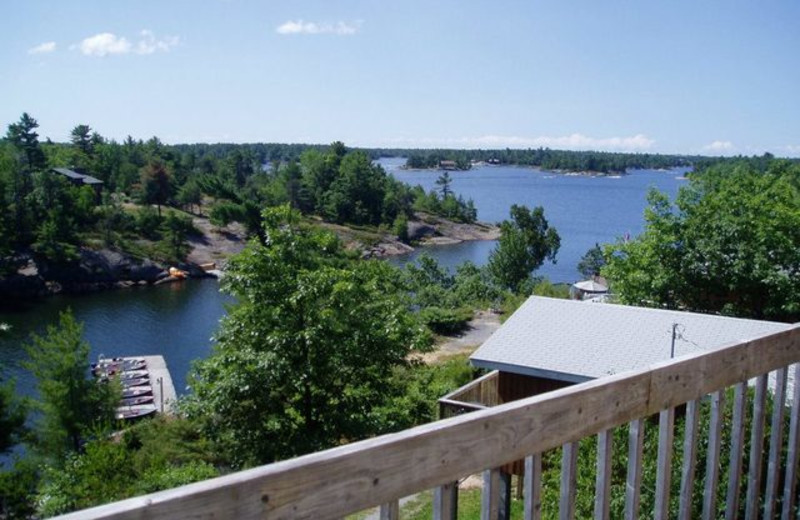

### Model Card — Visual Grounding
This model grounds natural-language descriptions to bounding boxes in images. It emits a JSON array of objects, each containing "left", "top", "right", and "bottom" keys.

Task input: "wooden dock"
[{"left": 140, "top": 355, "right": 176, "bottom": 414}]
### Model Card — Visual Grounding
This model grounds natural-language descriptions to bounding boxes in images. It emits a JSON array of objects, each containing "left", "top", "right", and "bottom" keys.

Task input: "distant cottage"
[
  {"left": 438, "top": 160, "right": 457, "bottom": 170},
  {"left": 52, "top": 167, "right": 103, "bottom": 200}
]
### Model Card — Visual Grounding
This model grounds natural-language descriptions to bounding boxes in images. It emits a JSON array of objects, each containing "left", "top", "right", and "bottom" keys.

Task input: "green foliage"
[
  {"left": 435, "top": 171, "right": 453, "bottom": 197},
  {"left": 376, "top": 355, "right": 478, "bottom": 433},
  {"left": 0, "top": 457, "right": 39, "bottom": 519},
  {"left": 604, "top": 159, "right": 800, "bottom": 321},
  {"left": 418, "top": 306, "right": 474, "bottom": 335},
  {"left": 488, "top": 204, "right": 561, "bottom": 292},
  {"left": 139, "top": 161, "right": 173, "bottom": 217},
  {"left": 577, "top": 243, "right": 605, "bottom": 278},
  {"left": 393, "top": 214, "right": 409, "bottom": 243},
  {"left": 185, "top": 205, "right": 431, "bottom": 466},
  {"left": 134, "top": 205, "right": 163, "bottom": 240},
  {"left": 160, "top": 211, "right": 194, "bottom": 262},
  {"left": 6, "top": 112, "right": 46, "bottom": 173},
  {"left": 23, "top": 309, "right": 117, "bottom": 461},
  {"left": 0, "top": 375, "right": 26, "bottom": 455}
]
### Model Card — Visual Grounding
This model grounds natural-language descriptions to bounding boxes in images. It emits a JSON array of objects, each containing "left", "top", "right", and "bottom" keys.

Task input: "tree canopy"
[
  {"left": 185, "top": 206, "right": 431, "bottom": 466},
  {"left": 604, "top": 158, "right": 800, "bottom": 322},
  {"left": 487, "top": 204, "right": 561, "bottom": 291}
]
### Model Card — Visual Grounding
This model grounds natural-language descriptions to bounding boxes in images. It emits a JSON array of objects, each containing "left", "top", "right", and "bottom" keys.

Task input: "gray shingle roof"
[
  {"left": 52, "top": 167, "right": 85, "bottom": 180},
  {"left": 470, "top": 296, "right": 793, "bottom": 383}
]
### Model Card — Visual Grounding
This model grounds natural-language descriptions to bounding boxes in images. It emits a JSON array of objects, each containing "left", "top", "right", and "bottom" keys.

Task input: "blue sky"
[{"left": 2, "top": 1, "right": 799, "bottom": 156}]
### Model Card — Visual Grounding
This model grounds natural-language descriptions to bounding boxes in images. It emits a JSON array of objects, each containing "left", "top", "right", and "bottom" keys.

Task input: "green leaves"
[
  {"left": 186, "top": 205, "right": 431, "bottom": 466},
  {"left": 488, "top": 204, "right": 561, "bottom": 292},
  {"left": 605, "top": 159, "right": 800, "bottom": 321}
]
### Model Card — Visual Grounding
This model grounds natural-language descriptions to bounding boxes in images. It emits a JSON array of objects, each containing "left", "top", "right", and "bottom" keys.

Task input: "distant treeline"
[{"left": 385, "top": 148, "right": 702, "bottom": 173}]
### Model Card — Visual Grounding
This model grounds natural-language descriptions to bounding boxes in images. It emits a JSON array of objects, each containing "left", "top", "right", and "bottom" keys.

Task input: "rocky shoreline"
[{"left": 0, "top": 212, "right": 498, "bottom": 302}]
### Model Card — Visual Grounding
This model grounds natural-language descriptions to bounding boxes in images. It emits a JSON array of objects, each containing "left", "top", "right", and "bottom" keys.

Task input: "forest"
[{"left": 1, "top": 112, "right": 799, "bottom": 517}]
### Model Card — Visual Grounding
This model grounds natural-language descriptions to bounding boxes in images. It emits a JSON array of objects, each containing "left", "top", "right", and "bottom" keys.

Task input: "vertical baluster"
[
  {"left": 625, "top": 419, "right": 645, "bottom": 520},
  {"left": 679, "top": 399, "right": 700, "bottom": 520},
  {"left": 702, "top": 390, "right": 726, "bottom": 520},
  {"left": 524, "top": 454, "right": 542, "bottom": 520},
  {"left": 379, "top": 500, "right": 399, "bottom": 520},
  {"left": 745, "top": 374, "right": 769, "bottom": 520},
  {"left": 594, "top": 429, "right": 613, "bottom": 520},
  {"left": 559, "top": 441, "right": 579, "bottom": 520},
  {"left": 781, "top": 364, "right": 800, "bottom": 520},
  {"left": 482, "top": 468, "right": 511, "bottom": 520},
  {"left": 726, "top": 382, "right": 748, "bottom": 520},
  {"left": 655, "top": 408, "right": 675, "bottom": 520},
  {"left": 434, "top": 481, "right": 458, "bottom": 520},
  {"left": 764, "top": 367, "right": 788, "bottom": 520}
]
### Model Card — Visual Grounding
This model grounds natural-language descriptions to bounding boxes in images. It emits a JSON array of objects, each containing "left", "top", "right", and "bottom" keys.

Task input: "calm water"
[
  {"left": 0, "top": 279, "right": 232, "bottom": 400},
  {"left": 1, "top": 158, "right": 687, "bottom": 403},
  {"left": 378, "top": 157, "right": 688, "bottom": 282}
]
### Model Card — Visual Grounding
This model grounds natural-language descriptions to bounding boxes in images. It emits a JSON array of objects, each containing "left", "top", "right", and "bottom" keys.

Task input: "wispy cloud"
[
  {"left": 378, "top": 133, "right": 656, "bottom": 152},
  {"left": 702, "top": 140, "right": 735, "bottom": 154},
  {"left": 276, "top": 20, "right": 362, "bottom": 36},
  {"left": 75, "top": 30, "right": 179, "bottom": 57},
  {"left": 28, "top": 41, "right": 57, "bottom": 54}
]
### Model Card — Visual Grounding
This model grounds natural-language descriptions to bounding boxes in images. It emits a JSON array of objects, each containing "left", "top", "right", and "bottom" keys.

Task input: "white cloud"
[
  {"left": 702, "top": 140, "right": 734, "bottom": 153},
  {"left": 136, "top": 30, "right": 180, "bottom": 54},
  {"left": 78, "top": 33, "right": 131, "bottom": 56},
  {"left": 28, "top": 41, "right": 57, "bottom": 54},
  {"left": 76, "top": 30, "right": 179, "bottom": 57},
  {"left": 378, "top": 133, "right": 656, "bottom": 152},
  {"left": 276, "top": 20, "right": 361, "bottom": 35}
]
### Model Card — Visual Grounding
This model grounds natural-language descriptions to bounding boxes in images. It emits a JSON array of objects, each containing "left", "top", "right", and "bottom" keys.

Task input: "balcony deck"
[{"left": 58, "top": 325, "right": 800, "bottom": 520}]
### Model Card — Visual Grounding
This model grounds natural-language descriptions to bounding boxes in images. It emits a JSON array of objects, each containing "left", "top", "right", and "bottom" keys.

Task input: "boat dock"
[{"left": 139, "top": 355, "right": 177, "bottom": 414}]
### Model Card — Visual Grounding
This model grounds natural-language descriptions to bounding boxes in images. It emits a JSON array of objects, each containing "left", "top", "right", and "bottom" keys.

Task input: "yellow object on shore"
[{"left": 168, "top": 267, "right": 188, "bottom": 279}]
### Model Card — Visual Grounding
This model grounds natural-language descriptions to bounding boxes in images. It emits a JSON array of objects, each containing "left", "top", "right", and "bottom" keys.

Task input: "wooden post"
[
  {"left": 745, "top": 374, "right": 768, "bottom": 520},
  {"left": 379, "top": 500, "right": 399, "bottom": 520},
  {"left": 655, "top": 408, "right": 675, "bottom": 520},
  {"left": 524, "top": 454, "right": 542, "bottom": 520},
  {"left": 764, "top": 367, "right": 787, "bottom": 520},
  {"left": 434, "top": 481, "right": 458, "bottom": 520},
  {"left": 625, "top": 419, "right": 645, "bottom": 520},
  {"left": 678, "top": 399, "right": 700, "bottom": 520},
  {"left": 594, "top": 429, "right": 613, "bottom": 520},
  {"left": 781, "top": 363, "right": 800, "bottom": 520},
  {"left": 559, "top": 442, "right": 579, "bottom": 520},
  {"left": 482, "top": 468, "right": 511, "bottom": 520},
  {"left": 726, "top": 382, "right": 748, "bottom": 520},
  {"left": 702, "top": 390, "right": 726, "bottom": 520}
]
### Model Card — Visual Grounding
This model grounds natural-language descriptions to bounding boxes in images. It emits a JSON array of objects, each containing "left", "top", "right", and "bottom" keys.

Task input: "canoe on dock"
[
  {"left": 122, "top": 386, "right": 152, "bottom": 398},
  {"left": 115, "top": 405, "right": 157, "bottom": 421},
  {"left": 121, "top": 395, "right": 154, "bottom": 407}
]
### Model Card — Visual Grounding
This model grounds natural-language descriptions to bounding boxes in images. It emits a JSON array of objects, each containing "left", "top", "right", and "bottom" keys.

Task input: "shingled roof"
[{"left": 470, "top": 296, "right": 792, "bottom": 383}]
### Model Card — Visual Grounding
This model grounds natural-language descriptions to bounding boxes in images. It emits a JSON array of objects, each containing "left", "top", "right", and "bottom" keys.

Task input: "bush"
[{"left": 419, "top": 306, "right": 473, "bottom": 336}]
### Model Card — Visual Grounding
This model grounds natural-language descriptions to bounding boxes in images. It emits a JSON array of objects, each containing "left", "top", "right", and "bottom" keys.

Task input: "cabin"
[
  {"left": 439, "top": 160, "right": 457, "bottom": 170},
  {"left": 52, "top": 167, "right": 104, "bottom": 201},
  {"left": 56, "top": 300, "right": 800, "bottom": 519},
  {"left": 440, "top": 296, "right": 793, "bottom": 417}
]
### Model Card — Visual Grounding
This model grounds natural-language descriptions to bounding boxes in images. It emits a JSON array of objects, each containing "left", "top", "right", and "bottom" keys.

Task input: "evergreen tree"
[{"left": 24, "top": 310, "right": 117, "bottom": 461}]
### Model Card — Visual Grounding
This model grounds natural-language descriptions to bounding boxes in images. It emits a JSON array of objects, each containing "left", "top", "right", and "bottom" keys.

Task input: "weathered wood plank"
[
  {"left": 433, "top": 481, "right": 458, "bottom": 520},
  {"left": 726, "top": 382, "right": 748, "bottom": 520},
  {"left": 524, "top": 454, "right": 542, "bottom": 520},
  {"left": 55, "top": 326, "right": 799, "bottom": 520},
  {"left": 482, "top": 468, "right": 510, "bottom": 520},
  {"left": 702, "top": 390, "right": 725, "bottom": 520},
  {"left": 764, "top": 367, "right": 787, "bottom": 520},
  {"left": 781, "top": 363, "right": 800, "bottom": 520},
  {"left": 594, "top": 429, "right": 612, "bottom": 520},
  {"left": 559, "top": 442, "right": 579, "bottom": 520},
  {"left": 655, "top": 408, "right": 675, "bottom": 520},
  {"left": 379, "top": 500, "right": 399, "bottom": 520},
  {"left": 624, "top": 419, "right": 645, "bottom": 520},
  {"left": 745, "top": 374, "right": 768, "bottom": 520},
  {"left": 678, "top": 399, "right": 700, "bottom": 520}
]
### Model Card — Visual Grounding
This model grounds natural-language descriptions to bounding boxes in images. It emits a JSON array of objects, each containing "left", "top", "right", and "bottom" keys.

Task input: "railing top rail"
[
  {"left": 439, "top": 369, "right": 499, "bottom": 401},
  {"left": 59, "top": 325, "right": 800, "bottom": 520}
]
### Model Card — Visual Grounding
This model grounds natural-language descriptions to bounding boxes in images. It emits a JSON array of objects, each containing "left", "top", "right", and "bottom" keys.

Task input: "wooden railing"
[
  {"left": 439, "top": 370, "right": 500, "bottom": 418},
  {"left": 59, "top": 325, "right": 800, "bottom": 520}
]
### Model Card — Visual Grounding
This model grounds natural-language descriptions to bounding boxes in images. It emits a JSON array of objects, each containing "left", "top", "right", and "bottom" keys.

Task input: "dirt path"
[{"left": 419, "top": 310, "right": 502, "bottom": 363}]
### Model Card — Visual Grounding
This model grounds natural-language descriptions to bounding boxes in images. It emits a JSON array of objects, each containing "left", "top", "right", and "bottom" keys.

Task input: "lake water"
[
  {"left": 378, "top": 157, "right": 688, "bottom": 282},
  {"left": 0, "top": 158, "right": 688, "bottom": 404},
  {"left": 0, "top": 279, "right": 232, "bottom": 400}
]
